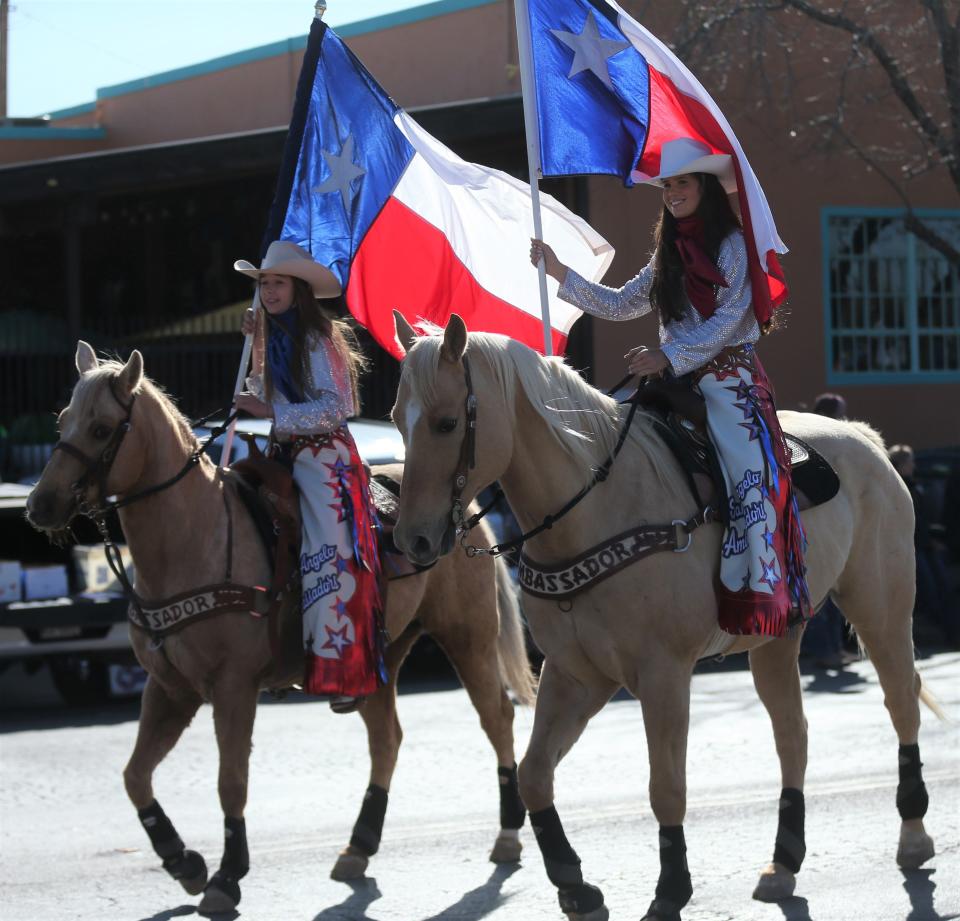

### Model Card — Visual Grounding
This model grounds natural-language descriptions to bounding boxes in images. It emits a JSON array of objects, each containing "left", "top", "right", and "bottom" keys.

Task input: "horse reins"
[
  {"left": 54, "top": 379, "right": 239, "bottom": 641},
  {"left": 452, "top": 363, "right": 646, "bottom": 558}
]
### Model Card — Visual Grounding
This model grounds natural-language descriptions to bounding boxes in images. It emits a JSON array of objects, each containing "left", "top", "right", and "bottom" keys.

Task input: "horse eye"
[
  {"left": 437, "top": 417, "right": 458, "bottom": 434},
  {"left": 92, "top": 424, "right": 111, "bottom": 440}
]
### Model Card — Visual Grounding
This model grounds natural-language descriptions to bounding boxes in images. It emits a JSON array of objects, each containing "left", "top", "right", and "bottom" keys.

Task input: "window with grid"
[{"left": 824, "top": 209, "right": 960, "bottom": 381}]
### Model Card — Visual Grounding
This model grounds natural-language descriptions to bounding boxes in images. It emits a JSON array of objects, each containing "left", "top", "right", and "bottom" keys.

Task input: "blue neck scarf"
[{"left": 266, "top": 310, "right": 302, "bottom": 403}]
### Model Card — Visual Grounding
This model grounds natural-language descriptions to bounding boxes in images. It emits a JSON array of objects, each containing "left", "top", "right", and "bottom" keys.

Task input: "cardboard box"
[
  {"left": 22, "top": 565, "right": 69, "bottom": 601},
  {"left": 0, "top": 560, "right": 23, "bottom": 603},
  {"left": 71, "top": 544, "right": 134, "bottom": 594}
]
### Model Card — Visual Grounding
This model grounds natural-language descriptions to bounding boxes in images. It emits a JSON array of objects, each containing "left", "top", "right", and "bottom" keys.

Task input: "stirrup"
[{"left": 330, "top": 695, "right": 363, "bottom": 714}]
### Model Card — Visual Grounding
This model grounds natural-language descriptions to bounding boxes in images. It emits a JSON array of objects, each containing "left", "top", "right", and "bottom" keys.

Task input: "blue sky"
[{"left": 8, "top": 0, "right": 426, "bottom": 117}]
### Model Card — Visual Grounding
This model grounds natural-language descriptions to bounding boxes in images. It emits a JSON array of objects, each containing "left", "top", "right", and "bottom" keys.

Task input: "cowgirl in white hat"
[
  {"left": 530, "top": 138, "right": 810, "bottom": 638},
  {"left": 236, "top": 240, "right": 385, "bottom": 707}
]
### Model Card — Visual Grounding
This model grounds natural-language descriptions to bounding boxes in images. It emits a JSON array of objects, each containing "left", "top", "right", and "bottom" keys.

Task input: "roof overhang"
[{"left": 0, "top": 94, "right": 524, "bottom": 207}]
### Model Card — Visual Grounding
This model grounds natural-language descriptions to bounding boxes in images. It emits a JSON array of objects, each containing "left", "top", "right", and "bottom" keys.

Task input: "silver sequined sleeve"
[
  {"left": 272, "top": 336, "right": 356, "bottom": 436},
  {"left": 557, "top": 258, "right": 655, "bottom": 321},
  {"left": 660, "top": 232, "right": 759, "bottom": 377}
]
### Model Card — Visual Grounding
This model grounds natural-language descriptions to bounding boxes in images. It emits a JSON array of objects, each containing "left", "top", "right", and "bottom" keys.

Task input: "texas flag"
[
  {"left": 523, "top": 0, "right": 788, "bottom": 324},
  {"left": 262, "top": 18, "right": 613, "bottom": 358}
]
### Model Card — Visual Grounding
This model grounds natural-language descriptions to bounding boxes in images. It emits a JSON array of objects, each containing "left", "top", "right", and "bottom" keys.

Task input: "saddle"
[
  {"left": 633, "top": 377, "right": 840, "bottom": 520},
  {"left": 231, "top": 442, "right": 428, "bottom": 614},
  {"left": 227, "top": 436, "right": 303, "bottom": 674}
]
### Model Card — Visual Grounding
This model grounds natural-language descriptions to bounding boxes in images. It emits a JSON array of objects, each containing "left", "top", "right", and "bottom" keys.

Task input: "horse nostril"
[{"left": 411, "top": 535, "right": 432, "bottom": 559}]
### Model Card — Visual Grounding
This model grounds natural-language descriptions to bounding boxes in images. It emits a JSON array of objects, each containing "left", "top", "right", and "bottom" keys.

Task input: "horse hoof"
[
  {"left": 565, "top": 908, "right": 609, "bottom": 921},
  {"left": 198, "top": 873, "right": 240, "bottom": 915},
  {"left": 489, "top": 829, "right": 522, "bottom": 863},
  {"left": 330, "top": 845, "right": 369, "bottom": 881},
  {"left": 897, "top": 827, "right": 935, "bottom": 870},
  {"left": 560, "top": 883, "right": 608, "bottom": 921},
  {"left": 640, "top": 897, "right": 682, "bottom": 921},
  {"left": 164, "top": 849, "right": 208, "bottom": 896},
  {"left": 752, "top": 862, "right": 796, "bottom": 902}
]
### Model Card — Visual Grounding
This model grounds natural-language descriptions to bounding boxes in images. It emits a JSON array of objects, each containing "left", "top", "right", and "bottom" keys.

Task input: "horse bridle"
[{"left": 53, "top": 379, "right": 136, "bottom": 518}]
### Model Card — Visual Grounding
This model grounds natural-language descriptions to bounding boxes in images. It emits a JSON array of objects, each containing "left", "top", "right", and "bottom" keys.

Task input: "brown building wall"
[{"left": 3, "top": 0, "right": 956, "bottom": 447}]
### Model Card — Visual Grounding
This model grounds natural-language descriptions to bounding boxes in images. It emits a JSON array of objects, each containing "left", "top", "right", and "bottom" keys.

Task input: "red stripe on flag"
[
  {"left": 346, "top": 196, "right": 567, "bottom": 359},
  {"left": 640, "top": 67, "right": 787, "bottom": 324}
]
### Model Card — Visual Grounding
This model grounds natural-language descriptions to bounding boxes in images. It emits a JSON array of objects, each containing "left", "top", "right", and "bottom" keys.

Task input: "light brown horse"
[
  {"left": 390, "top": 313, "right": 939, "bottom": 921},
  {"left": 26, "top": 342, "right": 535, "bottom": 915}
]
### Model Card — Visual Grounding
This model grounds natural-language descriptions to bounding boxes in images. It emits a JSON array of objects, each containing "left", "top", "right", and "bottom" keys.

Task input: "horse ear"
[
  {"left": 440, "top": 314, "right": 468, "bottom": 364},
  {"left": 116, "top": 350, "right": 144, "bottom": 399},
  {"left": 75, "top": 341, "right": 98, "bottom": 376},
  {"left": 394, "top": 310, "right": 418, "bottom": 355}
]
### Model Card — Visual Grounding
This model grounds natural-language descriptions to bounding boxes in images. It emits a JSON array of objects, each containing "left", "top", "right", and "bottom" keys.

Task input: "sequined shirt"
[
  {"left": 558, "top": 230, "right": 759, "bottom": 376},
  {"left": 247, "top": 332, "right": 356, "bottom": 437}
]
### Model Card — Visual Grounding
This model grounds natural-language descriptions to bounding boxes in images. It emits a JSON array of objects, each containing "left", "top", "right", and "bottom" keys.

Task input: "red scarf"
[{"left": 674, "top": 217, "right": 729, "bottom": 318}]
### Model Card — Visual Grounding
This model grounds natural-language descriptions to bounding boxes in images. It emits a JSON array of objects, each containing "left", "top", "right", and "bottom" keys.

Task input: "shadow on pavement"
[
  {"left": 0, "top": 696, "right": 141, "bottom": 733},
  {"left": 801, "top": 665, "right": 870, "bottom": 695},
  {"left": 903, "top": 868, "right": 960, "bottom": 921},
  {"left": 418, "top": 863, "right": 521, "bottom": 921},
  {"left": 133, "top": 904, "right": 202, "bottom": 921},
  {"left": 773, "top": 896, "right": 811, "bottom": 921},
  {"left": 312, "top": 878, "right": 383, "bottom": 921}
]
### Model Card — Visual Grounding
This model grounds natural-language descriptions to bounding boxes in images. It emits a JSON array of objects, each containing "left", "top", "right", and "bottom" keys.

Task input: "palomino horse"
[
  {"left": 26, "top": 342, "right": 536, "bottom": 915},
  {"left": 391, "top": 314, "right": 938, "bottom": 921}
]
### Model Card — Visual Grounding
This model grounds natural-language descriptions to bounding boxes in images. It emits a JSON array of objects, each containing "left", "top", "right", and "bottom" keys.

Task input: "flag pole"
[
  {"left": 219, "top": 0, "right": 329, "bottom": 469},
  {"left": 217, "top": 294, "right": 257, "bottom": 469},
  {"left": 513, "top": 0, "right": 552, "bottom": 357}
]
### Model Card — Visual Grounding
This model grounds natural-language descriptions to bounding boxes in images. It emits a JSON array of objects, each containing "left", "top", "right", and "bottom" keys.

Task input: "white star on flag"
[
  {"left": 313, "top": 134, "right": 366, "bottom": 212},
  {"left": 550, "top": 11, "right": 630, "bottom": 90}
]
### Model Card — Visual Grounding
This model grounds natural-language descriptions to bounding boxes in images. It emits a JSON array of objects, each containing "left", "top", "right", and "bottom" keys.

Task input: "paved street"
[{"left": 1, "top": 651, "right": 957, "bottom": 921}]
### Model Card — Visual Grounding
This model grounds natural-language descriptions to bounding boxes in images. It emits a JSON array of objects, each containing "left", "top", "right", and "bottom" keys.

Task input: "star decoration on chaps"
[
  {"left": 322, "top": 623, "right": 353, "bottom": 657},
  {"left": 334, "top": 552, "right": 351, "bottom": 575},
  {"left": 758, "top": 557, "right": 781, "bottom": 590},
  {"left": 334, "top": 596, "right": 349, "bottom": 621},
  {"left": 762, "top": 526, "right": 776, "bottom": 551},
  {"left": 550, "top": 11, "right": 630, "bottom": 90},
  {"left": 710, "top": 351, "right": 746, "bottom": 382},
  {"left": 313, "top": 134, "right": 366, "bottom": 212}
]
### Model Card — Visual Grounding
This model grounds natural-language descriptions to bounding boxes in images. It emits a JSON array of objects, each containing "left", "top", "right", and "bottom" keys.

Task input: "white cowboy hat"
[
  {"left": 643, "top": 138, "right": 737, "bottom": 194},
  {"left": 234, "top": 240, "right": 342, "bottom": 298}
]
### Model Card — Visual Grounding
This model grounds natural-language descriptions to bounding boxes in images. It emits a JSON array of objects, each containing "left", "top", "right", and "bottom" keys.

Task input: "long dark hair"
[
  {"left": 649, "top": 173, "right": 742, "bottom": 324},
  {"left": 258, "top": 277, "right": 368, "bottom": 410}
]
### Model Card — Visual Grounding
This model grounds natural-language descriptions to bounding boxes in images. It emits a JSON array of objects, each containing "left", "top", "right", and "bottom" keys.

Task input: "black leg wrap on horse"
[
  {"left": 349, "top": 784, "right": 389, "bottom": 856},
  {"left": 137, "top": 800, "right": 184, "bottom": 860},
  {"left": 219, "top": 816, "right": 249, "bottom": 880},
  {"left": 530, "top": 806, "right": 584, "bottom": 888},
  {"left": 773, "top": 787, "right": 806, "bottom": 873},
  {"left": 558, "top": 882, "right": 605, "bottom": 916},
  {"left": 654, "top": 826, "right": 692, "bottom": 910},
  {"left": 897, "top": 743, "right": 929, "bottom": 820},
  {"left": 498, "top": 764, "right": 526, "bottom": 830}
]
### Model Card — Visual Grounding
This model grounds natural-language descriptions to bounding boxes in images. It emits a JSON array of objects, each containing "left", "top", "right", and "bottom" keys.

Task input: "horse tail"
[
  {"left": 853, "top": 628, "right": 949, "bottom": 722},
  {"left": 918, "top": 671, "right": 949, "bottom": 722},
  {"left": 846, "top": 419, "right": 887, "bottom": 453},
  {"left": 494, "top": 555, "right": 537, "bottom": 706}
]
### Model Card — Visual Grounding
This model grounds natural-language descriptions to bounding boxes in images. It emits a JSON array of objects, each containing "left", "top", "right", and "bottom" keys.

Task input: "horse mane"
[
  {"left": 74, "top": 360, "right": 200, "bottom": 454},
  {"left": 403, "top": 331, "right": 677, "bottom": 491}
]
